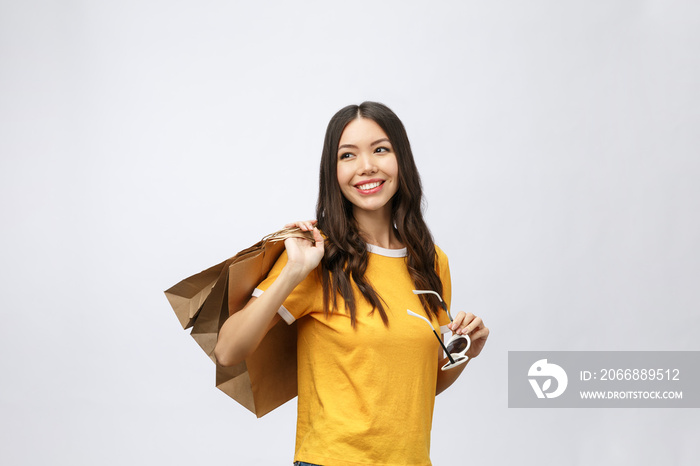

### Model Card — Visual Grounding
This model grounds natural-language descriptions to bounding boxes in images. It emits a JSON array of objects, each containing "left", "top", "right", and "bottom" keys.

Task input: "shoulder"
[
  {"left": 434, "top": 244, "right": 447, "bottom": 258},
  {"left": 434, "top": 244, "right": 449, "bottom": 264},
  {"left": 433, "top": 244, "right": 451, "bottom": 276}
]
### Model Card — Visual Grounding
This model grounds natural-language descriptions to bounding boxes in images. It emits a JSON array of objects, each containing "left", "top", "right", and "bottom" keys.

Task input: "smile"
[{"left": 355, "top": 180, "right": 385, "bottom": 193}]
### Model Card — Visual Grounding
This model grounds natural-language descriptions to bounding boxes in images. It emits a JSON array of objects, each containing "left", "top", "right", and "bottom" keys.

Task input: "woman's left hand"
[{"left": 447, "top": 312, "right": 489, "bottom": 359}]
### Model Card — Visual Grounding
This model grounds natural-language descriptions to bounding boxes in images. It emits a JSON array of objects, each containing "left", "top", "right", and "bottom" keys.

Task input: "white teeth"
[{"left": 357, "top": 181, "right": 382, "bottom": 190}]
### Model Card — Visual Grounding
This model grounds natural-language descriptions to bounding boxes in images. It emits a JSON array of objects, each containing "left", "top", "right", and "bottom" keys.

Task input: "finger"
[
  {"left": 467, "top": 325, "right": 489, "bottom": 341},
  {"left": 284, "top": 221, "right": 308, "bottom": 230},
  {"left": 311, "top": 227, "right": 324, "bottom": 247},
  {"left": 459, "top": 315, "right": 483, "bottom": 335},
  {"left": 474, "top": 327, "right": 490, "bottom": 342},
  {"left": 452, "top": 313, "right": 474, "bottom": 334},
  {"left": 285, "top": 220, "right": 318, "bottom": 231},
  {"left": 455, "top": 313, "right": 477, "bottom": 335},
  {"left": 460, "top": 316, "right": 483, "bottom": 335},
  {"left": 448, "top": 311, "right": 465, "bottom": 331}
]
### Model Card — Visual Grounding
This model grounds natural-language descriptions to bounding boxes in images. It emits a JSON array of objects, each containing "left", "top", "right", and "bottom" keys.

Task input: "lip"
[{"left": 354, "top": 178, "right": 385, "bottom": 194}]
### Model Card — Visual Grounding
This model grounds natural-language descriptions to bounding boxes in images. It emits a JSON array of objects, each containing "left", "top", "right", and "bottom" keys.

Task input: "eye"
[
  {"left": 375, "top": 146, "right": 391, "bottom": 154},
  {"left": 338, "top": 152, "right": 354, "bottom": 160}
]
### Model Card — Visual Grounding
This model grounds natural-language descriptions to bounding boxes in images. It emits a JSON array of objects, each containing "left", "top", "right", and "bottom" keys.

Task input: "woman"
[{"left": 215, "top": 102, "right": 489, "bottom": 466}]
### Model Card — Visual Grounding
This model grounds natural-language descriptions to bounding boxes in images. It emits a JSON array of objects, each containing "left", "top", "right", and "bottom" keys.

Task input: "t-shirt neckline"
[{"left": 366, "top": 243, "right": 407, "bottom": 258}]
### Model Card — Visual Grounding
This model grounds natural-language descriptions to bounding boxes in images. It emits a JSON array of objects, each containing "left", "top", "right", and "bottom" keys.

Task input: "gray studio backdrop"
[{"left": 1, "top": 1, "right": 698, "bottom": 465}]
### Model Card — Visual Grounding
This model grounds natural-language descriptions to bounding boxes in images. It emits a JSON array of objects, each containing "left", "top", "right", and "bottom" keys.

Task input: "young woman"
[{"left": 214, "top": 102, "right": 489, "bottom": 466}]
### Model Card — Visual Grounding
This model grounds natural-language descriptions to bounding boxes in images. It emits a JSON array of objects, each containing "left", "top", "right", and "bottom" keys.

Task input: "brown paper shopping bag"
[
  {"left": 164, "top": 259, "right": 228, "bottom": 330},
  {"left": 189, "top": 258, "right": 233, "bottom": 360},
  {"left": 165, "top": 228, "right": 314, "bottom": 417},
  {"left": 216, "top": 238, "right": 299, "bottom": 417}
]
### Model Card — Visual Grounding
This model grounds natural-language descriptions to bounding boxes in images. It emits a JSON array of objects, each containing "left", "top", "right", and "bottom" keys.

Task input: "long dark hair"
[{"left": 316, "top": 101, "right": 444, "bottom": 326}]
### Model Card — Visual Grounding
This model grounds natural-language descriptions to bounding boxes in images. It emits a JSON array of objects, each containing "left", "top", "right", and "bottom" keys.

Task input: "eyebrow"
[{"left": 338, "top": 138, "right": 392, "bottom": 151}]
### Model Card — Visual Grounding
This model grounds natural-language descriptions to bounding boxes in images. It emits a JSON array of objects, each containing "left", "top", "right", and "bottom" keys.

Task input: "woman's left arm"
[{"left": 436, "top": 312, "right": 490, "bottom": 395}]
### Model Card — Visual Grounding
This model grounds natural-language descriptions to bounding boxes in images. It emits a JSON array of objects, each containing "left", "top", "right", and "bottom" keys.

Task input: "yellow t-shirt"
[{"left": 255, "top": 244, "right": 451, "bottom": 466}]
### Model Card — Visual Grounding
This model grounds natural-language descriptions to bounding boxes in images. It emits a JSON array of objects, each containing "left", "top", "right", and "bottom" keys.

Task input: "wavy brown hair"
[{"left": 316, "top": 101, "right": 444, "bottom": 326}]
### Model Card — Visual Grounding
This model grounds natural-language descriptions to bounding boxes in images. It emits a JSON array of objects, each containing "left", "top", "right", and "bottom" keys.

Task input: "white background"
[{"left": 1, "top": 1, "right": 699, "bottom": 464}]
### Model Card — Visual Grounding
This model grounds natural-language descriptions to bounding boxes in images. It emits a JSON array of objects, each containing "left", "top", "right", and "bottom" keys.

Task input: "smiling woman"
[
  {"left": 214, "top": 101, "right": 489, "bottom": 466},
  {"left": 336, "top": 118, "right": 400, "bottom": 218}
]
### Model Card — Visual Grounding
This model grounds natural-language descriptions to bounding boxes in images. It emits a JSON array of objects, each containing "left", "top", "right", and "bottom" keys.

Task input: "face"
[{"left": 336, "top": 118, "right": 399, "bottom": 216}]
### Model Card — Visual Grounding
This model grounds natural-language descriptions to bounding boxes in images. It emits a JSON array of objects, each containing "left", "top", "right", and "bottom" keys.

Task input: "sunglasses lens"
[{"left": 447, "top": 337, "right": 468, "bottom": 354}]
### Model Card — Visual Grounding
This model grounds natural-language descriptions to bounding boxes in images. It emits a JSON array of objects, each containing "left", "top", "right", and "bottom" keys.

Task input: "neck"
[{"left": 353, "top": 206, "right": 403, "bottom": 249}]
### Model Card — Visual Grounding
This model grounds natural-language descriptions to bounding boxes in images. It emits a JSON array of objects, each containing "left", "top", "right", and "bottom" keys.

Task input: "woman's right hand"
[
  {"left": 283, "top": 220, "right": 325, "bottom": 280},
  {"left": 215, "top": 220, "right": 323, "bottom": 367}
]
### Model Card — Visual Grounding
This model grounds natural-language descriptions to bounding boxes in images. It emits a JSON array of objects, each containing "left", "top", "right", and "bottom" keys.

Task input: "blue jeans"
[{"left": 294, "top": 462, "right": 322, "bottom": 466}]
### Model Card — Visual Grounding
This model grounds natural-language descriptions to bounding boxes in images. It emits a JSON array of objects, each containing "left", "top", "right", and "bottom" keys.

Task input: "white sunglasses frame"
[{"left": 407, "top": 290, "right": 471, "bottom": 371}]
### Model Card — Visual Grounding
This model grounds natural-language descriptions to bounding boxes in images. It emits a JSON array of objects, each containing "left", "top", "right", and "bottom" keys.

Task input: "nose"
[{"left": 357, "top": 153, "right": 377, "bottom": 175}]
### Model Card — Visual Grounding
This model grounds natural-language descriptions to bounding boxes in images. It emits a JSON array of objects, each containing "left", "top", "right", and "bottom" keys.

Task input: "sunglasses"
[{"left": 407, "top": 290, "right": 471, "bottom": 371}]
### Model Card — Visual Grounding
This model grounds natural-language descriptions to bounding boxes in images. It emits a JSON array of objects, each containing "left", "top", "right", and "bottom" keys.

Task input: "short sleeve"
[
  {"left": 254, "top": 249, "right": 324, "bottom": 324},
  {"left": 435, "top": 245, "right": 452, "bottom": 334}
]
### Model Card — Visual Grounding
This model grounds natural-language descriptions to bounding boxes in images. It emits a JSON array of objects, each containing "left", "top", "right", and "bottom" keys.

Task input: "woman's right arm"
[{"left": 214, "top": 224, "right": 323, "bottom": 367}]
